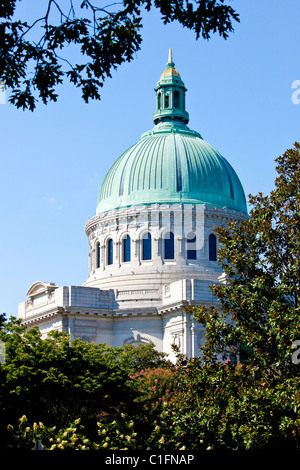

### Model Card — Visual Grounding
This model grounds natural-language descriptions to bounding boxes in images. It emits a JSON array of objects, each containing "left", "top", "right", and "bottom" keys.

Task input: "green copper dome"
[{"left": 96, "top": 51, "right": 247, "bottom": 215}]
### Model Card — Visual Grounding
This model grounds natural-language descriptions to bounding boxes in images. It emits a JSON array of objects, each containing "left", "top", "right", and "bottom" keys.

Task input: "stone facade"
[
  {"left": 18, "top": 203, "right": 246, "bottom": 362},
  {"left": 18, "top": 51, "right": 248, "bottom": 362}
]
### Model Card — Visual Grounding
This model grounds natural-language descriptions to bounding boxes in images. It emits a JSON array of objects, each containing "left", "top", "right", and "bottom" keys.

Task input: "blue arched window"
[
  {"left": 209, "top": 234, "right": 217, "bottom": 261},
  {"left": 96, "top": 242, "right": 101, "bottom": 268},
  {"left": 123, "top": 235, "right": 131, "bottom": 262},
  {"left": 142, "top": 232, "right": 152, "bottom": 260},
  {"left": 164, "top": 232, "right": 174, "bottom": 260},
  {"left": 107, "top": 238, "right": 113, "bottom": 265},
  {"left": 187, "top": 232, "right": 196, "bottom": 260}
]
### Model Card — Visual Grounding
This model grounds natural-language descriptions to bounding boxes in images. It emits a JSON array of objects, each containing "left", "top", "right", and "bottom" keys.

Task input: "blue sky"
[{"left": 0, "top": 0, "right": 299, "bottom": 318}]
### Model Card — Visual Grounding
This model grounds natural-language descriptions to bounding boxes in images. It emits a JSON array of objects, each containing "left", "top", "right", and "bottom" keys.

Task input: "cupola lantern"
[{"left": 153, "top": 49, "right": 189, "bottom": 125}]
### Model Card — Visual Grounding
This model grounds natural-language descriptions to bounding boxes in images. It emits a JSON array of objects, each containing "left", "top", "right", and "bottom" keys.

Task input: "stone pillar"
[
  {"left": 130, "top": 235, "right": 140, "bottom": 267},
  {"left": 177, "top": 237, "right": 186, "bottom": 265},
  {"left": 196, "top": 204, "right": 205, "bottom": 261},
  {"left": 115, "top": 240, "right": 121, "bottom": 268}
]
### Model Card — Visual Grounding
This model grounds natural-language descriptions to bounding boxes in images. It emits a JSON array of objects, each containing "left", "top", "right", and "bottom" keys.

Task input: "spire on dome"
[
  {"left": 153, "top": 50, "right": 189, "bottom": 125},
  {"left": 167, "top": 48, "right": 175, "bottom": 67}
]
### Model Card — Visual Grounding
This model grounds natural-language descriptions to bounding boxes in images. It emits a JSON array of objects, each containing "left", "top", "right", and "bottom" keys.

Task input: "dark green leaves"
[
  {"left": 0, "top": 0, "right": 16, "bottom": 19},
  {"left": 0, "top": 317, "right": 167, "bottom": 449},
  {"left": 0, "top": 0, "right": 239, "bottom": 110},
  {"left": 151, "top": 0, "right": 239, "bottom": 40},
  {"left": 191, "top": 142, "right": 300, "bottom": 379}
]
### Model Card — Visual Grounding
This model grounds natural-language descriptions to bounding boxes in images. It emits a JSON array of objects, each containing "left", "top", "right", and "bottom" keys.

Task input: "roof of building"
[{"left": 96, "top": 50, "right": 247, "bottom": 215}]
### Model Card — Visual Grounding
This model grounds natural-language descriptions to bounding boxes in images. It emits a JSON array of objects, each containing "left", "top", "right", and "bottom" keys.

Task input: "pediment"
[{"left": 26, "top": 281, "right": 58, "bottom": 298}]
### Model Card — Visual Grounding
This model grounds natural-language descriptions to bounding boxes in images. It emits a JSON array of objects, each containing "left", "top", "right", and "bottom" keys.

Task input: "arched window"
[
  {"left": 187, "top": 232, "right": 196, "bottom": 260},
  {"left": 122, "top": 235, "right": 131, "bottom": 262},
  {"left": 96, "top": 241, "right": 101, "bottom": 268},
  {"left": 174, "top": 90, "right": 179, "bottom": 108},
  {"left": 209, "top": 234, "right": 217, "bottom": 261},
  {"left": 142, "top": 232, "right": 152, "bottom": 260},
  {"left": 164, "top": 232, "right": 174, "bottom": 260},
  {"left": 165, "top": 94, "right": 169, "bottom": 108},
  {"left": 107, "top": 238, "right": 113, "bottom": 265},
  {"left": 157, "top": 92, "right": 161, "bottom": 110}
]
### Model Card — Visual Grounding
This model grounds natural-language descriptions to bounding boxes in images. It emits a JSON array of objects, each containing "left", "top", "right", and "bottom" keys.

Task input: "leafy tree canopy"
[
  {"left": 0, "top": 0, "right": 239, "bottom": 110},
  {"left": 1, "top": 144, "right": 300, "bottom": 451},
  {"left": 0, "top": 315, "right": 169, "bottom": 448},
  {"left": 191, "top": 142, "right": 300, "bottom": 381}
]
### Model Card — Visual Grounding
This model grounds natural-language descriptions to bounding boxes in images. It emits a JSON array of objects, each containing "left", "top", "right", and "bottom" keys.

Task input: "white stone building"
[{"left": 18, "top": 51, "right": 248, "bottom": 362}]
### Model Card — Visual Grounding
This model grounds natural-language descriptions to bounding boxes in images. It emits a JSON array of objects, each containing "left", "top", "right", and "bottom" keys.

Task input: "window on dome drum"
[
  {"left": 209, "top": 234, "right": 217, "bottom": 261},
  {"left": 165, "top": 94, "right": 169, "bottom": 108},
  {"left": 164, "top": 232, "right": 174, "bottom": 260},
  {"left": 107, "top": 239, "right": 113, "bottom": 265},
  {"left": 142, "top": 233, "right": 152, "bottom": 260},
  {"left": 96, "top": 242, "right": 101, "bottom": 268},
  {"left": 157, "top": 92, "right": 161, "bottom": 110},
  {"left": 174, "top": 91, "right": 179, "bottom": 108},
  {"left": 122, "top": 235, "right": 131, "bottom": 262},
  {"left": 187, "top": 233, "right": 196, "bottom": 260}
]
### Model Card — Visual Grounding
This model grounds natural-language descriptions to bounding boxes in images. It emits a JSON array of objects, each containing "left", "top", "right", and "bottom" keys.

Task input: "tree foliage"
[
  {"left": 191, "top": 142, "right": 300, "bottom": 379},
  {"left": 177, "top": 142, "right": 300, "bottom": 449},
  {"left": 0, "top": 0, "right": 239, "bottom": 110},
  {"left": 0, "top": 315, "right": 168, "bottom": 449},
  {"left": 1, "top": 144, "right": 300, "bottom": 450}
]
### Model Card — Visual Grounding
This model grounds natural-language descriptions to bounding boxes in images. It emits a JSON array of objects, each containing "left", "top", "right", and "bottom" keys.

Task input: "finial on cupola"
[
  {"left": 167, "top": 48, "right": 175, "bottom": 67},
  {"left": 153, "top": 49, "right": 189, "bottom": 125}
]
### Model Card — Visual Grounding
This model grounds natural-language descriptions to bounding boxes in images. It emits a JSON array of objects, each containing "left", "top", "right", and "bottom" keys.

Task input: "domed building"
[{"left": 18, "top": 51, "right": 248, "bottom": 361}]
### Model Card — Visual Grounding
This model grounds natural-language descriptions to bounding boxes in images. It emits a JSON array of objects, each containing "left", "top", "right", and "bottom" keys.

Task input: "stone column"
[
  {"left": 196, "top": 204, "right": 205, "bottom": 262},
  {"left": 115, "top": 240, "right": 121, "bottom": 268},
  {"left": 100, "top": 243, "right": 104, "bottom": 272}
]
